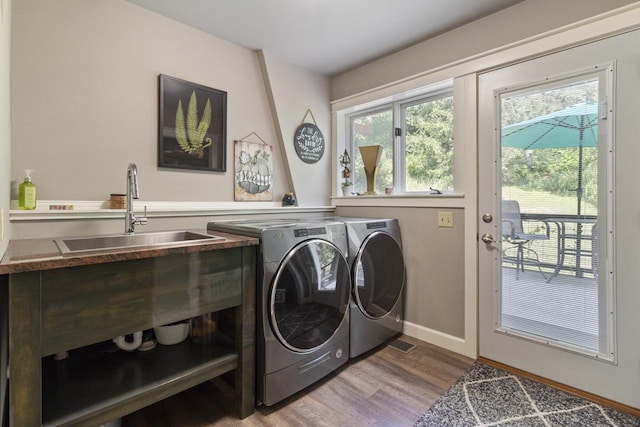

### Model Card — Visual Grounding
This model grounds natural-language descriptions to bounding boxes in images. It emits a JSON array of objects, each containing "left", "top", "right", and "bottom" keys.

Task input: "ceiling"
[{"left": 128, "top": 0, "right": 523, "bottom": 76}]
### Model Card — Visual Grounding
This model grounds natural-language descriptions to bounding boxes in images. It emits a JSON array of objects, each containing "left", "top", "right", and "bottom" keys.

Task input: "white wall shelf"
[{"left": 9, "top": 200, "right": 335, "bottom": 222}]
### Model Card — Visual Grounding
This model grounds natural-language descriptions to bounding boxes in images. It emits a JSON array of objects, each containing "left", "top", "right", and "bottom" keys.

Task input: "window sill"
[{"left": 332, "top": 192, "right": 465, "bottom": 208}]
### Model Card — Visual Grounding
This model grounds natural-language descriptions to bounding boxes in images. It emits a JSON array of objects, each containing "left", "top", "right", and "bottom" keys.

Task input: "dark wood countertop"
[{"left": 0, "top": 230, "right": 259, "bottom": 274}]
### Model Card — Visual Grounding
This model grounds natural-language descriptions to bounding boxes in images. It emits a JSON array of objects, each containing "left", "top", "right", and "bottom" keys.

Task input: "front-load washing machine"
[
  {"left": 207, "top": 219, "right": 350, "bottom": 406},
  {"left": 311, "top": 217, "right": 405, "bottom": 358}
]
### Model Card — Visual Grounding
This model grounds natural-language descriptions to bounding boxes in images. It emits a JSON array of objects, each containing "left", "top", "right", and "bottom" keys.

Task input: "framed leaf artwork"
[{"left": 158, "top": 74, "right": 227, "bottom": 171}]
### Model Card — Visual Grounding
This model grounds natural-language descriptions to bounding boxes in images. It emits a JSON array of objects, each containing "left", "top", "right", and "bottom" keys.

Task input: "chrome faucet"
[{"left": 125, "top": 163, "right": 147, "bottom": 234}]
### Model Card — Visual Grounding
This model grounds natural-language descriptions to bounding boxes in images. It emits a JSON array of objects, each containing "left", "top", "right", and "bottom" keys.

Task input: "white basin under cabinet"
[{"left": 5, "top": 242, "right": 256, "bottom": 426}]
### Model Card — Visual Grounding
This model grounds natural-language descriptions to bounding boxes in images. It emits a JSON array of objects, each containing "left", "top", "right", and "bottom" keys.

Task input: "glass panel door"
[
  {"left": 498, "top": 75, "right": 606, "bottom": 354},
  {"left": 478, "top": 28, "right": 640, "bottom": 410}
]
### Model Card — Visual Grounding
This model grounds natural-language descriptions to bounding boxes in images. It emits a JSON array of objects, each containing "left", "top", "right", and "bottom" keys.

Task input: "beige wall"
[
  {"left": 10, "top": 0, "right": 330, "bottom": 207},
  {"left": 335, "top": 206, "right": 465, "bottom": 338},
  {"left": 331, "top": 0, "right": 637, "bottom": 101},
  {"left": 0, "top": 0, "right": 10, "bottom": 255},
  {"left": 258, "top": 52, "right": 331, "bottom": 206},
  {"left": 0, "top": 0, "right": 9, "bottom": 422}
]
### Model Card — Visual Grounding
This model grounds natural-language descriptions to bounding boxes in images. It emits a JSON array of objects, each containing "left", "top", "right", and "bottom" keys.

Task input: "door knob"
[{"left": 481, "top": 233, "right": 496, "bottom": 243}]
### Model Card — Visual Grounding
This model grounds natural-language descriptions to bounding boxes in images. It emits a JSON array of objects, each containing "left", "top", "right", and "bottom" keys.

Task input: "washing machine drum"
[
  {"left": 353, "top": 231, "right": 405, "bottom": 319},
  {"left": 269, "top": 239, "right": 351, "bottom": 352}
]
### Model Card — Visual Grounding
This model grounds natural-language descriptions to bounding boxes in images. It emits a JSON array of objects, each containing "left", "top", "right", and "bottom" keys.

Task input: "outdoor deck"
[{"left": 501, "top": 266, "right": 598, "bottom": 351}]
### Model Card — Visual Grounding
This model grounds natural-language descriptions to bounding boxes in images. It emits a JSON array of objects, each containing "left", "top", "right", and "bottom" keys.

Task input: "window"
[
  {"left": 350, "top": 107, "right": 393, "bottom": 192},
  {"left": 402, "top": 93, "right": 454, "bottom": 192},
  {"left": 346, "top": 85, "right": 454, "bottom": 194}
]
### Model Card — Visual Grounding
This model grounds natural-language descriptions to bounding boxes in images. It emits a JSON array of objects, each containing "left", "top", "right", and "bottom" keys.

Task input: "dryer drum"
[
  {"left": 353, "top": 231, "right": 405, "bottom": 319},
  {"left": 269, "top": 239, "right": 351, "bottom": 352}
]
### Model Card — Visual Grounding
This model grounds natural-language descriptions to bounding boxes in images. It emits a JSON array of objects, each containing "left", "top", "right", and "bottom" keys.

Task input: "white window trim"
[{"left": 343, "top": 80, "right": 454, "bottom": 196}]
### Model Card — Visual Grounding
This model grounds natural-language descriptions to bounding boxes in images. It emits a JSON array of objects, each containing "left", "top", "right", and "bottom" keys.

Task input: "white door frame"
[{"left": 477, "top": 30, "right": 640, "bottom": 410}]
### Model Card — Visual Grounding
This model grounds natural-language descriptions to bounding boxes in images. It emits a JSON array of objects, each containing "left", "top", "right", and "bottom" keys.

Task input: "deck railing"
[{"left": 502, "top": 213, "right": 597, "bottom": 281}]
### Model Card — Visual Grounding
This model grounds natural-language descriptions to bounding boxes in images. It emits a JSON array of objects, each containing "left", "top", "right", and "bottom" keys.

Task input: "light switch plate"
[{"left": 438, "top": 211, "right": 453, "bottom": 227}]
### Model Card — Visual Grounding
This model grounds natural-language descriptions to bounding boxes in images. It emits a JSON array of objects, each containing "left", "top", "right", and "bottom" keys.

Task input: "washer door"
[
  {"left": 353, "top": 232, "right": 405, "bottom": 319},
  {"left": 269, "top": 239, "right": 350, "bottom": 352}
]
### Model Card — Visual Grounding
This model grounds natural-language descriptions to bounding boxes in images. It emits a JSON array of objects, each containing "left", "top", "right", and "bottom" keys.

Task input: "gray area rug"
[{"left": 415, "top": 362, "right": 640, "bottom": 427}]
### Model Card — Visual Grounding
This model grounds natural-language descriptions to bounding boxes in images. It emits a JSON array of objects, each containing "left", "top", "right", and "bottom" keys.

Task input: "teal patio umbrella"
[{"left": 501, "top": 102, "right": 599, "bottom": 216}]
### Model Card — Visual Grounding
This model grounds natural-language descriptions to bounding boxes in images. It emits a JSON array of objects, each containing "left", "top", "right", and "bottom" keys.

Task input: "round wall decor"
[{"left": 294, "top": 123, "right": 325, "bottom": 164}]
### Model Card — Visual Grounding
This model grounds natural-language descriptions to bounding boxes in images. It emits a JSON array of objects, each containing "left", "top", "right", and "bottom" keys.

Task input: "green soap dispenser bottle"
[{"left": 18, "top": 169, "right": 36, "bottom": 210}]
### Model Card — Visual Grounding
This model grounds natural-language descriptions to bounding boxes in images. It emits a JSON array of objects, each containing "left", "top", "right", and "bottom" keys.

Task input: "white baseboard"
[{"left": 403, "top": 320, "right": 472, "bottom": 357}]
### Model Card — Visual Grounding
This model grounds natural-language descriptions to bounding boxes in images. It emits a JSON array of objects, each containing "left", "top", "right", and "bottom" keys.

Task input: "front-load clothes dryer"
[
  {"left": 311, "top": 217, "right": 405, "bottom": 358},
  {"left": 207, "top": 219, "right": 350, "bottom": 406}
]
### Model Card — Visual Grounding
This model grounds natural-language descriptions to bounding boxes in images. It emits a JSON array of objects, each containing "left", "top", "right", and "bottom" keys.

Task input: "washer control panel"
[
  {"left": 294, "top": 227, "right": 326, "bottom": 237},
  {"left": 366, "top": 221, "right": 387, "bottom": 230}
]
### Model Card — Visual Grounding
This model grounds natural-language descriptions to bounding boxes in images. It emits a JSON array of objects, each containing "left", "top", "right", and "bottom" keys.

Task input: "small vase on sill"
[{"left": 341, "top": 185, "right": 353, "bottom": 196}]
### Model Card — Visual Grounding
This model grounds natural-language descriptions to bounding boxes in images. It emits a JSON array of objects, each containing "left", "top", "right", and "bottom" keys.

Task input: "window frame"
[{"left": 344, "top": 82, "right": 454, "bottom": 195}]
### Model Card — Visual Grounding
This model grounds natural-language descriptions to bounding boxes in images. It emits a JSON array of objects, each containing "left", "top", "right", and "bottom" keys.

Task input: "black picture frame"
[{"left": 158, "top": 74, "right": 227, "bottom": 171}]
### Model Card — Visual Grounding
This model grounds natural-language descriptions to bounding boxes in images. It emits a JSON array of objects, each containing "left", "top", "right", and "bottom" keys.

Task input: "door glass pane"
[
  {"left": 351, "top": 108, "right": 393, "bottom": 193},
  {"left": 271, "top": 240, "right": 350, "bottom": 351},
  {"left": 354, "top": 232, "right": 405, "bottom": 318},
  {"left": 498, "top": 75, "right": 605, "bottom": 353}
]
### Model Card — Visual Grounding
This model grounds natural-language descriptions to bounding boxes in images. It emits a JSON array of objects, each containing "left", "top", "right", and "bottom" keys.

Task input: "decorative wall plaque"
[
  {"left": 294, "top": 109, "right": 325, "bottom": 164},
  {"left": 234, "top": 132, "right": 273, "bottom": 201}
]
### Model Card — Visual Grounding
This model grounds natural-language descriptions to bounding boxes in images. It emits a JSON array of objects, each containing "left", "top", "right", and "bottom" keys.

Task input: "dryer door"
[
  {"left": 353, "top": 232, "right": 405, "bottom": 319},
  {"left": 269, "top": 239, "right": 351, "bottom": 352}
]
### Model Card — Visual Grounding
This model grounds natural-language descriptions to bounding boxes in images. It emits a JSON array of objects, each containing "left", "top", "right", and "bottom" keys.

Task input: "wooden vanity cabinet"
[{"left": 8, "top": 246, "right": 256, "bottom": 426}]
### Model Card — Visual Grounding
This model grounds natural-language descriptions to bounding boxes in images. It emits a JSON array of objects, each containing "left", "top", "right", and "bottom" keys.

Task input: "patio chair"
[{"left": 501, "top": 200, "right": 550, "bottom": 279}]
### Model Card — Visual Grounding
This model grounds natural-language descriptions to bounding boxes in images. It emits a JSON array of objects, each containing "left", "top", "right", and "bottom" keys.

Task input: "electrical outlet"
[{"left": 438, "top": 211, "right": 453, "bottom": 228}]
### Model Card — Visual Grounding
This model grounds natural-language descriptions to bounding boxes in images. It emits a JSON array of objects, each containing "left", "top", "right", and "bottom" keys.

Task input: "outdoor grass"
[{"left": 502, "top": 186, "right": 597, "bottom": 216}]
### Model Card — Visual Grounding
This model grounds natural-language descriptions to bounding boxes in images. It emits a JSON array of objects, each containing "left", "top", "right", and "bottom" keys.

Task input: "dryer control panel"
[
  {"left": 294, "top": 227, "right": 326, "bottom": 237},
  {"left": 366, "top": 221, "right": 388, "bottom": 230}
]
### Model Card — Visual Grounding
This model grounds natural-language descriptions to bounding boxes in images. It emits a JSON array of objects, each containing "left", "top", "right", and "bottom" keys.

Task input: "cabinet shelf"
[
  {"left": 8, "top": 245, "right": 256, "bottom": 425},
  {"left": 42, "top": 339, "right": 237, "bottom": 427}
]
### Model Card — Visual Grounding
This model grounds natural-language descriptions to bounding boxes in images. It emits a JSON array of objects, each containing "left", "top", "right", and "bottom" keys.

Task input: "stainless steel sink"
[{"left": 55, "top": 230, "right": 224, "bottom": 255}]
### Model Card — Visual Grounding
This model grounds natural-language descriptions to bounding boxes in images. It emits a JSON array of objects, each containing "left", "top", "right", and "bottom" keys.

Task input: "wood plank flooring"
[{"left": 123, "top": 335, "right": 474, "bottom": 427}]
